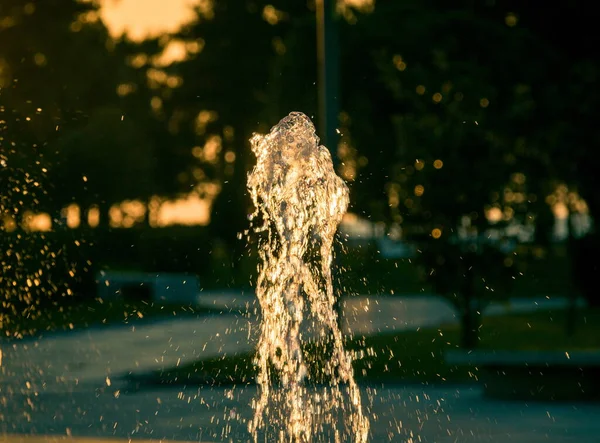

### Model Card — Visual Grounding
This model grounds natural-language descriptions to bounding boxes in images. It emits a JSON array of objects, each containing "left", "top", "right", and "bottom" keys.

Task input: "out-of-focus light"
[
  {"left": 553, "top": 202, "right": 569, "bottom": 220},
  {"left": 393, "top": 55, "right": 406, "bottom": 71},
  {"left": 24, "top": 2, "right": 35, "bottom": 14},
  {"left": 433, "top": 159, "right": 443, "bottom": 169},
  {"left": 128, "top": 53, "right": 148, "bottom": 68},
  {"left": 33, "top": 53, "right": 47, "bottom": 66},
  {"left": 486, "top": 207, "right": 502, "bottom": 223},
  {"left": 272, "top": 37, "right": 287, "bottom": 55},
  {"left": 414, "top": 185, "right": 424, "bottom": 197},
  {"left": 63, "top": 204, "right": 80, "bottom": 229},
  {"left": 155, "top": 194, "right": 210, "bottom": 227},
  {"left": 224, "top": 151, "right": 236, "bottom": 163},
  {"left": 262, "top": 5, "right": 286, "bottom": 25},
  {"left": 195, "top": 110, "right": 218, "bottom": 135},
  {"left": 117, "top": 83, "right": 136, "bottom": 96},
  {"left": 2, "top": 215, "right": 17, "bottom": 233},
  {"left": 431, "top": 228, "right": 442, "bottom": 239},
  {"left": 203, "top": 135, "right": 222, "bottom": 163},
  {"left": 416, "top": 85, "right": 426, "bottom": 95},
  {"left": 339, "top": 0, "right": 375, "bottom": 13},
  {"left": 22, "top": 212, "right": 52, "bottom": 232},
  {"left": 88, "top": 205, "right": 100, "bottom": 228},
  {"left": 505, "top": 13, "right": 518, "bottom": 27},
  {"left": 150, "top": 96, "right": 163, "bottom": 112},
  {"left": 480, "top": 98, "right": 490, "bottom": 108},
  {"left": 432, "top": 92, "right": 442, "bottom": 103}
]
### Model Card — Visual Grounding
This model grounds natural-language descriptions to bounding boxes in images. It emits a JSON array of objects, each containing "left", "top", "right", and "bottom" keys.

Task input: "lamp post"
[
  {"left": 316, "top": 0, "right": 340, "bottom": 164},
  {"left": 317, "top": 0, "right": 344, "bottom": 328}
]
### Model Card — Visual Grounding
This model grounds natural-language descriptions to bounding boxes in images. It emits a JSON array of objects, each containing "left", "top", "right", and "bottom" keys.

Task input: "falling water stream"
[{"left": 247, "top": 112, "right": 369, "bottom": 442}]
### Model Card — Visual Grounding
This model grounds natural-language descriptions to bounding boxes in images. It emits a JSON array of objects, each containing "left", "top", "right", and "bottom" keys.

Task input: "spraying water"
[{"left": 247, "top": 112, "right": 369, "bottom": 442}]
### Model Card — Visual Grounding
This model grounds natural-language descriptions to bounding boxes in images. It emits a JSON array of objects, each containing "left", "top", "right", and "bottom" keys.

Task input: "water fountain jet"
[{"left": 247, "top": 112, "right": 369, "bottom": 442}]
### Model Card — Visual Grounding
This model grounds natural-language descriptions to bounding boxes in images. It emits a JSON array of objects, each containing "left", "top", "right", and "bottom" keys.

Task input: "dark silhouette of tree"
[
  {"left": 154, "top": 2, "right": 286, "bottom": 268},
  {"left": 333, "top": 1, "right": 559, "bottom": 348},
  {"left": 52, "top": 106, "right": 157, "bottom": 224},
  {"left": 1, "top": 0, "right": 162, "bottom": 225}
]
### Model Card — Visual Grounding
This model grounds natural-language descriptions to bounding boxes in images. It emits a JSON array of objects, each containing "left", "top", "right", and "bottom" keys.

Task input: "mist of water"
[{"left": 247, "top": 112, "right": 369, "bottom": 442}]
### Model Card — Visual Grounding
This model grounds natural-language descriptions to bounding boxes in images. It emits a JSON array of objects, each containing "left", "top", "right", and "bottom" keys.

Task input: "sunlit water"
[{"left": 247, "top": 112, "right": 369, "bottom": 442}]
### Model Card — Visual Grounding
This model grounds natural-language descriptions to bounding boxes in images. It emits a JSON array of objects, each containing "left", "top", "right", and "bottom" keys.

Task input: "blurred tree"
[
  {"left": 1, "top": 0, "right": 160, "bottom": 224},
  {"left": 1, "top": 0, "right": 165, "bottom": 312},
  {"left": 51, "top": 106, "right": 157, "bottom": 225},
  {"left": 492, "top": 1, "right": 600, "bottom": 309},
  {"left": 333, "top": 0, "right": 559, "bottom": 347},
  {"left": 156, "top": 1, "right": 288, "bottom": 269}
]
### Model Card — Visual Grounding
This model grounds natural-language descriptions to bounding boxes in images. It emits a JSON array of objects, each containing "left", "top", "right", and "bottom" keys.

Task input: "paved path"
[
  {"left": 1, "top": 293, "right": 597, "bottom": 442},
  {"left": 1, "top": 294, "right": 582, "bottom": 391},
  {"left": 1, "top": 295, "right": 459, "bottom": 390},
  {"left": 198, "top": 293, "right": 584, "bottom": 336},
  {"left": 0, "top": 314, "right": 256, "bottom": 391},
  {"left": 1, "top": 384, "right": 599, "bottom": 442}
]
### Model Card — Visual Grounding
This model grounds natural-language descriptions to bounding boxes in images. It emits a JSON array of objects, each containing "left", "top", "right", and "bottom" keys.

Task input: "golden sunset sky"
[
  {"left": 99, "top": 0, "right": 199, "bottom": 41},
  {"left": 98, "top": 0, "right": 374, "bottom": 41}
]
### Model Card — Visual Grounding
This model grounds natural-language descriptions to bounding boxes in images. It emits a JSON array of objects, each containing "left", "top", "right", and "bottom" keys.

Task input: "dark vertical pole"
[
  {"left": 316, "top": 0, "right": 340, "bottom": 164},
  {"left": 317, "top": 0, "right": 343, "bottom": 330}
]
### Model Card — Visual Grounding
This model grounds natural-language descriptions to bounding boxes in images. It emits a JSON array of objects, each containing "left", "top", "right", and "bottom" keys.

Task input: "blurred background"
[{"left": 1, "top": 0, "right": 600, "bottom": 441}]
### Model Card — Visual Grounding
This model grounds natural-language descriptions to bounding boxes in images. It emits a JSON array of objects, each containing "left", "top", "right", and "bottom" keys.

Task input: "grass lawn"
[
  {"left": 137, "top": 308, "right": 600, "bottom": 387},
  {"left": 0, "top": 297, "right": 220, "bottom": 338}
]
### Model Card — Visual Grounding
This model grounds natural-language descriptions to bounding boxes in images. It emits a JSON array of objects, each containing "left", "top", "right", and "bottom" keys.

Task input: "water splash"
[{"left": 247, "top": 112, "right": 369, "bottom": 442}]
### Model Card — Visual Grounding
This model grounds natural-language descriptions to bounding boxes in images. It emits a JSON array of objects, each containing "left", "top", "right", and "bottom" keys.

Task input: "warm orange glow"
[
  {"left": 155, "top": 194, "right": 210, "bottom": 227},
  {"left": 553, "top": 202, "right": 569, "bottom": 220},
  {"left": 2, "top": 215, "right": 17, "bottom": 233},
  {"left": 63, "top": 204, "right": 81, "bottom": 228},
  {"left": 339, "top": 0, "right": 375, "bottom": 13},
  {"left": 340, "top": 160, "right": 357, "bottom": 181},
  {"left": 99, "top": 0, "right": 211, "bottom": 42},
  {"left": 195, "top": 110, "right": 218, "bottom": 135},
  {"left": 22, "top": 212, "right": 52, "bottom": 232},
  {"left": 150, "top": 96, "right": 163, "bottom": 112},
  {"left": 387, "top": 183, "right": 400, "bottom": 208},
  {"left": 116, "top": 83, "right": 136, "bottom": 96},
  {"left": 205, "top": 136, "right": 222, "bottom": 162},
  {"left": 87, "top": 205, "right": 100, "bottom": 228},
  {"left": 486, "top": 207, "right": 503, "bottom": 223},
  {"left": 433, "top": 159, "right": 443, "bottom": 169},
  {"left": 154, "top": 40, "right": 187, "bottom": 66},
  {"left": 109, "top": 204, "right": 123, "bottom": 228},
  {"left": 224, "top": 151, "right": 236, "bottom": 163},
  {"left": 431, "top": 228, "right": 442, "bottom": 239},
  {"left": 262, "top": 5, "right": 287, "bottom": 25},
  {"left": 392, "top": 55, "right": 406, "bottom": 71},
  {"left": 109, "top": 200, "right": 148, "bottom": 228},
  {"left": 414, "top": 185, "right": 424, "bottom": 196}
]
